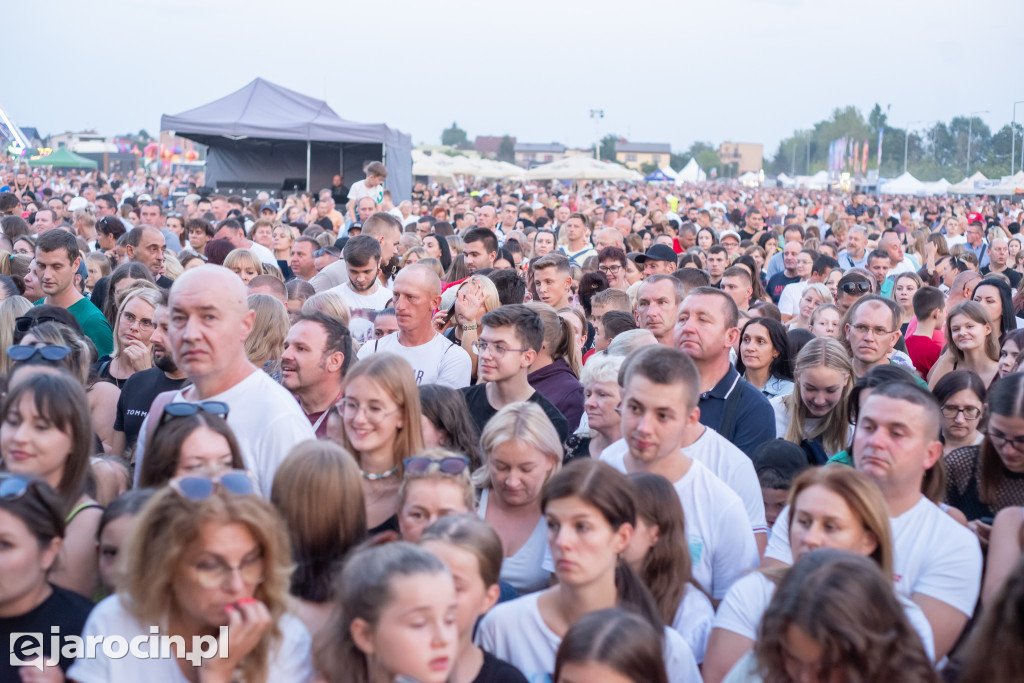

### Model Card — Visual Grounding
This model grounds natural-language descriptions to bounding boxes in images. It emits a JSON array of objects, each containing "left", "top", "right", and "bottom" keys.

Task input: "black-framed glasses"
[
  {"left": 14, "top": 316, "right": 56, "bottom": 333},
  {"left": 840, "top": 282, "right": 872, "bottom": 295},
  {"left": 941, "top": 405, "right": 982, "bottom": 421},
  {"left": 403, "top": 455, "right": 470, "bottom": 476},
  {"left": 985, "top": 429, "right": 1024, "bottom": 452},
  {"left": 0, "top": 474, "right": 35, "bottom": 500},
  {"left": 169, "top": 471, "right": 255, "bottom": 500},
  {"left": 599, "top": 264, "right": 623, "bottom": 274},
  {"left": 158, "top": 401, "right": 229, "bottom": 428},
  {"left": 7, "top": 345, "right": 71, "bottom": 362}
]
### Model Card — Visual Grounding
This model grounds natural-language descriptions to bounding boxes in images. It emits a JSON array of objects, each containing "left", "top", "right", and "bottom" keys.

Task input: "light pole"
[
  {"left": 589, "top": 109, "right": 604, "bottom": 160},
  {"left": 904, "top": 120, "right": 922, "bottom": 174},
  {"left": 1012, "top": 101, "right": 1024, "bottom": 176},
  {"left": 966, "top": 109, "right": 990, "bottom": 175}
]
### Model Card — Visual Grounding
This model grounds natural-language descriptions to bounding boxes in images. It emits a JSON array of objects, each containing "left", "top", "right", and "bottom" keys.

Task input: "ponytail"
[
  {"left": 554, "top": 314, "right": 582, "bottom": 377},
  {"left": 614, "top": 561, "right": 666, "bottom": 642}
]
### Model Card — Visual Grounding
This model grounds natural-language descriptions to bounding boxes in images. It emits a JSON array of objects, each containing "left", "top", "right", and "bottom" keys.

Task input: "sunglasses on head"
[
  {"left": 314, "top": 247, "right": 341, "bottom": 259},
  {"left": 169, "top": 471, "right": 255, "bottom": 500},
  {"left": 403, "top": 455, "right": 470, "bottom": 476},
  {"left": 0, "top": 474, "right": 37, "bottom": 501},
  {"left": 158, "top": 401, "right": 230, "bottom": 428},
  {"left": 7, "top": 345, "right": 71, "bottom": 362},
  {"left": 839, "top": 281, "right": 871, "bottom": 295},
  {"left": 15, "top": 316, "right": 57, "bottom": 333}
]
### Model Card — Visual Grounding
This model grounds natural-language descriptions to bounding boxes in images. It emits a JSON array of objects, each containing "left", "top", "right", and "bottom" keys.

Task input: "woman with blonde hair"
[
  {"left": 272, "top": 223, "right": 295, "bottom": 263},
  {"left": 245, "top": 293, "right": 290, "bottom": 380},
  {"left": 400, "top": 246, "right": 427, "bottom": 268},
  {"left": 341, "top": 353, "right": 424, "bottom": 535},
  {"left": 525, "top": 301, "right": 585, "bottom": 432},
  {"left": 703, "top": 467, "right": 935, "bottom": 683},
  {"left": 787, "top": 282, "right": 833, "bottom": 331},
  {"left": 95, "top": 286, "right": 163, "bottom": 388},
  {"left": 929, "top": 300, "right": 1001, "bottom": 389},
  {"left": 224, "top": 247, "right": 263, "bottom": 285},
  {"left": 271, "top": 440, "right": 367, "bottom": 638},
  {"left": 441, "top": 274, "right": 501, "bottom": 380},
  {"left": 474, "top": 401, "right": 562, "bottom": 594},
  {"left": 397, "top": 447, "right": 476, "bottom": 543},
  {"left": 301, "top": 289, "right": 352, "bottom": 327},
  {"left": 770, "top": 338, "right": 855, "bottom": 463},
  {"left": 68, "top": 472, "right": 313, "bottom": 681},
  {"left": 0, "top": 295, "right": 32, "bottom": 375},
  {"left": 565, "top": 354, "right": 626, "bottom": 460}
]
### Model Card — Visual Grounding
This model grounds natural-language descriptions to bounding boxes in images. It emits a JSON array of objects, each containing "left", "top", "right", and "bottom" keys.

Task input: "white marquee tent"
[
  {"left": 947, "top": 171, "right": 988, "bottom": 195},
  {"left": 879, "top": 172, "right": 927, "bottom": 195},
  {"left": 674, "top": 158, "right": 707, "bottom": 183}
]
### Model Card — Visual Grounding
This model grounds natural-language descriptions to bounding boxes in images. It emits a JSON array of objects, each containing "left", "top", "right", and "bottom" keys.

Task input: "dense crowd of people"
[{"left": 2, "top": 156, "right": 1024, "bottom": 682}]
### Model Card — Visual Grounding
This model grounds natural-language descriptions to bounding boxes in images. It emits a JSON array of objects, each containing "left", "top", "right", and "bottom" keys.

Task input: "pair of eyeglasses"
[
  {"left": 7, "top": 345, "right": 71, "bottom": 362},
  {"left": 986, "top": 429, "right": 1024, "bottom": 452},
  {"left": 472, "top": 340, "right": 530, "bottom": 358},
  {"left": 839, "top": 281, "right": 871, "bottom": 295},
  {"left": 121, "top": 311, "right": 155, "bottom": 331},
  {"left": 169, "top": 471, "right": 255, "bottom": 500},
  {"left": 14, "top": 316, "right": 56, "bottom": 333},
  {"left": 849, "top": 323, "right": 896, "bottom": 338},
  {"left": 337, "top": 399, "right": 399, "bottom": 424},
  {"left": 599, "top": 264, "right": 623, "bottom": 274},
  {"left": 314, "top": 247, "right": 341, "bottom": 259},
  {"left": 158, "top": 401, "right": 229, "bottom": 428},
  {"left": 941, "top": 405, "right": 982, "bottom": 420},
  {"left": 403, "top": 455, "right": 470, "bottom": 476}
]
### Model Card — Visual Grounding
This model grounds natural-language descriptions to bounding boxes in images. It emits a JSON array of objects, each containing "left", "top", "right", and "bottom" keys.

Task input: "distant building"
[
  {"left": 514, "top": 142, "right": 567, "bottom": 169},
  {"left": 615, "top": 141, "right": 671, "bottom": 170},
  {"left": 718, "top": 141, "right": 763, "bottom": 174},
  {"left": 474, "top": 136, "right": 514, "bottom": 159},
  {"left": 49, "top": 130, "right": 108, "bottom": 151}
]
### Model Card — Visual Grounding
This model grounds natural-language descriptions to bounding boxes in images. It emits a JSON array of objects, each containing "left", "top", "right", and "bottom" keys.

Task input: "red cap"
[{"left": 968, "top": 211, "right": 985, "bottom": 225}]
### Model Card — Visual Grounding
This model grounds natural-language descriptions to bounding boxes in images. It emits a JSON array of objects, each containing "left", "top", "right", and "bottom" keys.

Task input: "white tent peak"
[{"left": 675, "top": 158, "right": 707, "bottom": 183}]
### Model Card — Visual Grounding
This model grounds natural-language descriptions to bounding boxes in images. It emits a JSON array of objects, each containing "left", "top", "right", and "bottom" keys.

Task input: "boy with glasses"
[{"left": 460, "top": 304, "right": 569, "bottom": 443}]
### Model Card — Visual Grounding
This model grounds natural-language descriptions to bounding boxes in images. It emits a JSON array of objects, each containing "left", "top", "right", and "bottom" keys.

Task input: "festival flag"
[
  {"left": 862, "top": 140, "right": 869, "bottom": 174},
  {"left": 877, "top": 129, "right": 884, "bottom": 167},
  {"left": 854, "top": 141, "right": 860, "bottom": 173}
]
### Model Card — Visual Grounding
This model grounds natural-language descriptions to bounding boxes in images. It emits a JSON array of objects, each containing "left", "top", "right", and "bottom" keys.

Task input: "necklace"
[{"left": 361, "top": 466, "right": 398, "bottom": 481}]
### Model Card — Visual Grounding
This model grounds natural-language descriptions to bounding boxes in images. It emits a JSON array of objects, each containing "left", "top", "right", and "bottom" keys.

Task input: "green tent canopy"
[{"left": 27, "top": 148, "right": 98, "bottom": 169}]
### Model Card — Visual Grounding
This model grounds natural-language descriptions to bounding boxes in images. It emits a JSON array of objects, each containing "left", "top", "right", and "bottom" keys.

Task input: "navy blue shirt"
[{"left": 697, "top": 365, "right": 776, "bottom": 460}]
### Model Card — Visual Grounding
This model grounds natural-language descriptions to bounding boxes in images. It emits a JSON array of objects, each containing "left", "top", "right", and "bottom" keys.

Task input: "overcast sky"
[{"left": 8, "top": 0, "right": 1023, "bottom": 158}]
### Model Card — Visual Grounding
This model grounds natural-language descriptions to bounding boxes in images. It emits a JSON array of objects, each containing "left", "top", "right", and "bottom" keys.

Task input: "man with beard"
[
  {"left": 280, "top": 312, "right": 351, "bottom": 438},
  {"left": 110, "top": 292, "right": 188, "bottom": 454},
  {"left": 328, "top": 235, "right": 394, "bottom": 344}
]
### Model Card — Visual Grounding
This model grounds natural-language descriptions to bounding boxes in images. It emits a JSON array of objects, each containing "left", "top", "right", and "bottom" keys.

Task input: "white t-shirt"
[
  {"left": 675, "top": 583, "right": 716, "bottom": 665},
  {"left": 777, "top": 281, "right": 808, "bottom": 317},
  {"left": 134, "top": 370, "right": 315, "bottom": 496},
  {"left": 712, "top": 571, "right": 935, "bottom": 661},
  {"left": 328, "top": 282, "right": 394, "bottom": 344},
  {"left": 765, "top": 495, "right": 983, "bottom": 618},
  {"left": 248, "top": 241, "right": 277, "bottom": 266},
  {"left": 357, "top": 331, "right": 471, "bottom": 389},
  {"left": 602, "top": 435, "right": 768, "bottom": 537},
  {"left": 348, "top": 179, "right": 384, "bottom": 204},
  {"left": 67, "top": 596, "right": 314, "bottom": 682},
  {"left": 600, "top": 450, "right": 759, "bottom": 600},
  {"left": 476, "top": 592, "right": 701, "bottom": 683},
  {"left": 478, "top": 489, "right": 552, "bottom": 595}
]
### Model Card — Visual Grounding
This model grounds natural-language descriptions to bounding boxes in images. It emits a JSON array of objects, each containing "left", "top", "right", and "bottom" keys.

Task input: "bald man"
[
  {"left": 879, "top": 232, "right": 916, "bottom": 277},
  {"left": 133, "top": 265, "right": 314, "bottom": 495},
  {"left": 981, "top": 237, "right": 1022, "bottom": 287},
  {"left": 357, "top": 264, "right": 471, "bottom": 388},
  {"left": 593, "top": 227, "right": 625, "bottom": 253}
]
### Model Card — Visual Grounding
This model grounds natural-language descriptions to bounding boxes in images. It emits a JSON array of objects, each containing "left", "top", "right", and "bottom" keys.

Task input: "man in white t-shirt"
[
  {"left": 213, "top": 218, "right": 277, "bottom": 265},
  {"left": 762, "top": 381, "right": 982, "bottom": 660},
  {"left": 558, "top": 212, "right": 596, "bottom": 267},
  {"left": 347, "top": 161, "right": 386, "bottom": 216},
  {"left": 600, "top": 345, "right": 758, "bottom": 600},
  {"left": 134, "top": 266, "right": 315, "bottom": 496},
  {"left": 328, "top": 235, "right": 393, "bottom": 344},
  {"left": 357, "top": 264, "right": 471, "bottom": 388}
]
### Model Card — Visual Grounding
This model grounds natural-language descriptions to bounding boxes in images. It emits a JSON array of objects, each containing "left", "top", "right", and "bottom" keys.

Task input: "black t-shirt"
[
  {"left": 981, "top": 266, "right": 1023, "bottom": 288},
  {"left": 472, "top": 651, "right": 529, "bottom": 683},
  {"left": 2, "top": 585, "right": 93, "bottom": 680},
  {"left": 766, "top": 272, "right": 800, "bottom": 303},
  {"left": 114, "top": 368, "right": 189, "bottom": 449},
  {"left": 461, "top": 383, "right": 569, "bottom": 444}
]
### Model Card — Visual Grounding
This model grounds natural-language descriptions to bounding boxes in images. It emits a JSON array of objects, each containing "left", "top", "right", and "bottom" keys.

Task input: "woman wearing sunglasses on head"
[
  {"left": 136, "top": 401, "right": 244, "bottom": 488},
  {"left": 1, "top": 370, "right": 104, "bottom": 601},
  {"left": 94, "top": 286, "right": 163, "bottom": 389},
  {"left": 397, "top": 448, "right": 476, "bottom": 544},
  {"left": 67, "top": 470, "right": 313, "bottom": 683},
  {"left": 340, "top": 353, "right": 424, "bottom": 536}
]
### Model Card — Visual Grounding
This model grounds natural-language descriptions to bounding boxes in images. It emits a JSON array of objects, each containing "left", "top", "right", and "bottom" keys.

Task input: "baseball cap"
[
  {"left": 968, "top": 211, "right": 985, "bottom": 225},
  {"left": 261, "top": 202, "right": 279, "bottom": 212},
  {"left": 720, "top": 230, "right": 741, "bottom": 243},
  {"left": 634, "top": 244, "right": 678, "bottom": 265}
]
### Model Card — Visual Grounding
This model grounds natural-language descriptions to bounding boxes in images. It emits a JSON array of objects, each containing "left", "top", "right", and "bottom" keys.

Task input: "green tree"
[
  {"left": 600, "top": 134, "right": 618, "bottom": 161},
  {"left": 497, "top": 135, "right": 515, "bottom": 163},
  {"left": 640, "top": 162, "right": 659, "bottom": 175},
  {"left": 137, "top": 129, "right": 152, "bottom": 142},
  {"left": 669, "top": 152, "right": 690, "bottom": 171},
  {"left": 441, "top": 122, "right": 469, "bottom": 148}
]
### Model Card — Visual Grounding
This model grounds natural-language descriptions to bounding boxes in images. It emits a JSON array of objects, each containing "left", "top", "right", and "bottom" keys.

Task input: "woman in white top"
[
  {"left": 703, "top": 466, "right": 934, "bottom": 683},
  {"left": 473, "top": 402, "right": 561, "bottom": 594},
  {"left": 477, "top": 460, "right": 700, "bottom": 683},
  {"left": 68, "top": 471, "right": 313, "bottom": 683},
  {"left": 625, "top": 473, "right": 715, "bottom": 663},
  {"left": 770, "top": 337, "right": 854, "bottom": 464}
]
